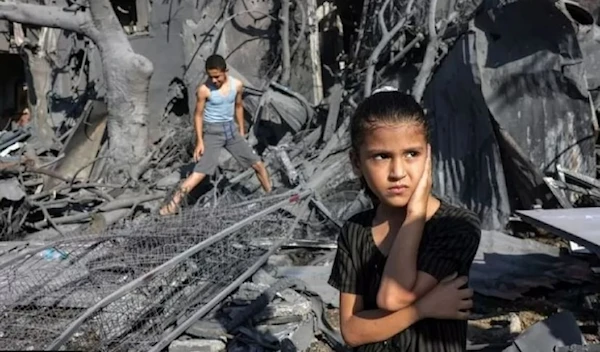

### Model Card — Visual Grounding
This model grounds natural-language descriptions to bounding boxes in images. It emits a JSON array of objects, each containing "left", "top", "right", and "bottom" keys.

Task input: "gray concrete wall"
[{"left": 129, "top": 0, "right": 315, "bottom": 133}]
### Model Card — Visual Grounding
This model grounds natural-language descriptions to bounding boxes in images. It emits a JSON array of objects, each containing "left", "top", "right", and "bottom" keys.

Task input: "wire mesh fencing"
[{"left": 0, "top": 191, "right": 307, "bottom": 351}]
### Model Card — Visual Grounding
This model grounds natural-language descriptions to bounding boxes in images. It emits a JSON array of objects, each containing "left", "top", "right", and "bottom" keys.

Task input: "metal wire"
[{"left": 0, "top": 191, "right": 308, "bottom": 351}]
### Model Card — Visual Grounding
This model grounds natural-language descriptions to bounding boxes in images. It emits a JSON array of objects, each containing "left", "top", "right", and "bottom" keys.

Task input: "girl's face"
[{"left": 352, "top": 121, "right": 428, "bottom": 208}]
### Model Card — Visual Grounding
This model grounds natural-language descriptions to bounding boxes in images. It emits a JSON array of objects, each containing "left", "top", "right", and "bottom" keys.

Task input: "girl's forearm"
[
  {"left": 377, "top": 215, "right": 426, "bottom": 310},
  {"left": 342, "top": 305, "right": 422, "bottom": 347}
]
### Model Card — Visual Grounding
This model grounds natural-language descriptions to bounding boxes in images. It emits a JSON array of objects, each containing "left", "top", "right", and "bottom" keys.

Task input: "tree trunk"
[
  {"left": 279, "top": 0, "right": 291, "bottom": 86},
  {"left": 85, "top": 0, "right": 153, "bottom": 175},
  {"left": 13, "top": 23, "right": 55, "bottom": 148},
  {"left": 0, "top": 0, "right": 153, "bottom": 178},
  {"left": 22, "top": 47, "right": 55, "bottom": 148}
]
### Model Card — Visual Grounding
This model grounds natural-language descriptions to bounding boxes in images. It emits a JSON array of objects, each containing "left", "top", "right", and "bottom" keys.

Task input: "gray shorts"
[{"left": 193, "top": 121, "right": 261, "bottom": 175}]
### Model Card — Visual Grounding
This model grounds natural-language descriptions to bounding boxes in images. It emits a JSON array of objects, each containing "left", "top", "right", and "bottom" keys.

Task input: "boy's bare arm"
[
  {"left": 234, "top": 81, "right": 245, "bottom": 136},
  {"left": 194, "top": 86, "right": 208, "bottom": 143}
]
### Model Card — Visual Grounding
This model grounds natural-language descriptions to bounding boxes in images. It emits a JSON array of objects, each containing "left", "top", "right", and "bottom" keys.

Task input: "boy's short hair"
[{"left": 206, "top": 55, "right": 227, "bottom": 72}]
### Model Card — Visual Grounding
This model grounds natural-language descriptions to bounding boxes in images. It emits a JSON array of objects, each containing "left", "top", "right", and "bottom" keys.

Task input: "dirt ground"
[{"left": 307, "top": 287, "right": 600, "bottom": 351}]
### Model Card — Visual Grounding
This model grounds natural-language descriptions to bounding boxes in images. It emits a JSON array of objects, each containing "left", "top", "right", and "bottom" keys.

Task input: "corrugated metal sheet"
[
  {"left": 517, "top": 207, "right": 600, "bottom": 256},
  {"left": 424, "top": 0, "right": 597, "bottom": 230}
]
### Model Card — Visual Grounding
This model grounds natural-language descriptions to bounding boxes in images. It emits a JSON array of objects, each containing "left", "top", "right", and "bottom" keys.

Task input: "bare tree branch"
[
  {"left": 364, "top": 0, "right": 416, "bottom": 97},
  {"left": 412, "top": 0, "right": 446, "bottom": 102},
  {"left": 0, "top": 2, "right": 99, "bottom": 42},
  {"left": 279, "top": 0, "right": 291, "bottom": 85},
  {"left": 378, "top": 0, "right": 391, "bottom": 37},
  {"left": 290, "top": 0, "right": 307, "bottom": 57},
  {"left": 378, "top": 32, "right": 424, "bottom": 76},
  {"left": 351, "top": 0, "right": 372, "bottom": 67}
]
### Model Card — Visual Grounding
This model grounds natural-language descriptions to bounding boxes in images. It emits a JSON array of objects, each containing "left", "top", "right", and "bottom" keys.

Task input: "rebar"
[{"left": 0, "top": 191, "right": 310, "bottom": 351}]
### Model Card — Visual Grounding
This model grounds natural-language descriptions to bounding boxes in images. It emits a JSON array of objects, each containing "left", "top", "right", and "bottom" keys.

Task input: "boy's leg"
[
  {"left": 160, "top": 126, "right": 223, "bottom": 215},
  {"left": 250, "top": 161, "right": 272, "bottom": 193},
  {"left": 225, "top": 129, "right": 272, "bottom": 193},
  {"left": 159, "top": 172, "right": 207, "bottom": 215}
]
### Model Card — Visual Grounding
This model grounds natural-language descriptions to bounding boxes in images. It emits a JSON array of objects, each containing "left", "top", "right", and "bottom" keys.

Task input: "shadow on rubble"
[
  {"left": 468, "top": 250, "right": 599, "bottom": 350},
  {"left": 176, "top": 274, "right": 348, "bottom": 352},
  {"left": 177, "top": 163, "right": 256, "bottom": 206}
]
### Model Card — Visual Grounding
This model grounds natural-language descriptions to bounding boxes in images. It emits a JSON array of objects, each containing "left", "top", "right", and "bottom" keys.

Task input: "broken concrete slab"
[
  {"left": 470, "top": 230, "right": 592, "bottom": 300},
  {"left": 276, "top": 265, "right": 339, "bottom": 308},
  {"left": 517, "top": 207, "right": 600, "bottom": 257},
  {"left": 184, "top": 320, "right": 227, "bottom": 340},
  {"left": 231, "top": 282, "right": 270, "bottom": 304},
  {"left": 502, "top": 311, "right": 586, "bottom": 352},
  {"left": 168, "top": 338, "right": 226, "bottom": 352},
  {"left": 253, "top": 314, "right": 316, "bottom": 352},
  {"left": 0, "top": 178, "right": 26, "bottom": 202}
]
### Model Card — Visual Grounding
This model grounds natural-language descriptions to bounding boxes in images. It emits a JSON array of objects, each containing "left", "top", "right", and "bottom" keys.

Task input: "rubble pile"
[{"left": 1, "top": 0, "right": 600, "bottom": 351}]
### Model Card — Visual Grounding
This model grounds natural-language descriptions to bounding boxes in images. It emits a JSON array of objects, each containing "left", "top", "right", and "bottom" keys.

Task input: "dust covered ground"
[{"left": 306, "top": 287, "right": 600, "bottom": 351}]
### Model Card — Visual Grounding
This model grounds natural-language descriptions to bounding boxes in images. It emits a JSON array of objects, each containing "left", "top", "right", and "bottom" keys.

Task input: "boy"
[{"left": 160, "top": 55, "right": 272, "bottom": 215}]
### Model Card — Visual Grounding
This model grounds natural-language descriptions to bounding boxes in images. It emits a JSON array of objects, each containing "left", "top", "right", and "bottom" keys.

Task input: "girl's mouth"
[{"left": 387, "top": 185, "right": 408, "bottom": 195}]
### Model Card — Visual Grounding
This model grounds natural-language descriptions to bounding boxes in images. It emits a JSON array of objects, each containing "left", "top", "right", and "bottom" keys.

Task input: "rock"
[
  {"left": 168, "top": 339, "right": 226, "bottom": 352},
  {"left": 267, "top": 254, "right": 294, "bottom": 267},
  {"left": 252, "top": 268, "right": 277, "bottom": 286},
  {"left": 509, "top": 313, "right": 523, "bottom": 334},
  {"left": 256, "top": 294, "right": 312, "bottom": 322},
  {"left": 185, "top": 320, "right": 227, "bottom": 339},
  {"left": 275, "top": 265, "right": 340, "bottom": 307},
  {"left": 256, "top": 317, "right": 316, "bottom": 352},
  {"left": 231, "top": 282, "right": 270, "bottom": 304},
  {"left": 156, "top": 171, "right": 180, "bottom": 188}
]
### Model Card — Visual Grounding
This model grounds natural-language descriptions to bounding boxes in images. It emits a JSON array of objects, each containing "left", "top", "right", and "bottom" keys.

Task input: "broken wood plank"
[{"left": 322, "top": 84, "right": 343, "bottom": 142}]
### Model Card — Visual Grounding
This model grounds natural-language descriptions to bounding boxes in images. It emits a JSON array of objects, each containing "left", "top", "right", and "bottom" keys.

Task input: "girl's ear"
[{"left": 349, "top": 150, "right": 362, "bottom": 177}]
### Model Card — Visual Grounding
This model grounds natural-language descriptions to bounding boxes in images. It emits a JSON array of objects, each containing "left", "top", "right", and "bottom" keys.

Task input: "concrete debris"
[
  {"left": 276, "top": 265, "right": 340, "bottom": 307},
  {"left": 502, "top": 311, "right": 587, "bottom": 352},
  {"left": 470, "top": 230, "right": 592, "bottom": 300},
  {"left": 517, "top": 207, "right": 600, "bottom": 257},
  {"left": 168, "top": 338, "right": 226, "bottom": 352},
  {"left": 0, "top": 178, "right": 25, "bottom": 202},
  {"left": 508, "top": 313, "right": 523, "bottom": 335},
  {"left": 185, "top": 321, "right": 227, "bottom": 340}
]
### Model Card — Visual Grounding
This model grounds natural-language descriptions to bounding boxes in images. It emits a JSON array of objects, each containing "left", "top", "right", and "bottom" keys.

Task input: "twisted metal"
[{"left": 0, "top": 191, "right": 309, "bottom": 351}]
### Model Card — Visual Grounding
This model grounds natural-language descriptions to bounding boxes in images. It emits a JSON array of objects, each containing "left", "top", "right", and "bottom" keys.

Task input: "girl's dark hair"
[
  {"left": 350, "top": 91, "right": 428, "bottom": 152},
  {"left": 349, "top": 91, "right": 429, "bottom": 203}
]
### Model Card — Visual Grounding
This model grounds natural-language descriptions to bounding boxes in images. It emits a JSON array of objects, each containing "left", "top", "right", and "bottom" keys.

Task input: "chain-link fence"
[{"left": 0, "top": 191, "right": 307, "bottom": 351}]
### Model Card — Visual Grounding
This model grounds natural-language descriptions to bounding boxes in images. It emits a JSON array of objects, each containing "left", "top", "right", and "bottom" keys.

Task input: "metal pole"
[
  {"left": 147, "top": 199, "right": 310, "bottom": 352},
  {"left": 47, "top": 191, "right": 311, "bottom": 350}
]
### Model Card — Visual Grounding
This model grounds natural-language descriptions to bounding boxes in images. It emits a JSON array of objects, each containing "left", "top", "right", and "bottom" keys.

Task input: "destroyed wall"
[
  {"left": 424, "top": 0, "right": 598, "bottom": 230},
  {"left": 6, "top": 0, "right": 315, "bottom": 140},
  {"left": 0, "top": 54, "right": 25, "bottom": 127},
  {"left": 128, "top": 0, "right": 314, "bottom": 138}
]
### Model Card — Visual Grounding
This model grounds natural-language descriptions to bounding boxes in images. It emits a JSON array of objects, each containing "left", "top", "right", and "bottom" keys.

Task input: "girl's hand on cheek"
[{"left": 407, "top": 144, "right": 432, "bottom": 218}]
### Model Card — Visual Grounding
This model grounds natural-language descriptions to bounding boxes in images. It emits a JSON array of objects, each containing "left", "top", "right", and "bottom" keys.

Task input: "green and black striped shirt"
[{"left": 328, "top": 200, "right": 481, "bottom": 352}]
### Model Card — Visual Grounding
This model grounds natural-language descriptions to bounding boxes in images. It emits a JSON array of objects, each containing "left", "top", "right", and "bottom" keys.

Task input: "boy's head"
[{"left": 205, "top": 55, "right": 228, "bottom": 88}]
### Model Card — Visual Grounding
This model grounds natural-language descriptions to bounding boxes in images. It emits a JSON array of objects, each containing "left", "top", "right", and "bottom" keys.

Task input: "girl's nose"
[{"left": 389, "top": 159, "right": 406, "bottom": 180}]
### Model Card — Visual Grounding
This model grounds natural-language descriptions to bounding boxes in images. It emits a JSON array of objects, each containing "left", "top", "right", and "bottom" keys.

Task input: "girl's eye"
[{"left": 406, "top": 151, "right": 418, "bottom": 159}]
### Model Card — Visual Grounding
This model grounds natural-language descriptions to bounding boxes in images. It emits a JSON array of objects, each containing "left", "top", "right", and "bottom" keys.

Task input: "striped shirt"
[{"left": 328, "top": 200, "right": 481, "bottom": 352}]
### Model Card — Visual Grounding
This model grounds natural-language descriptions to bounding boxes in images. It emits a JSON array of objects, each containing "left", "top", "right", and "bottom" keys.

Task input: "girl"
[{"left": 328, "top": 89, "right": 481, "bottom": 351}]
